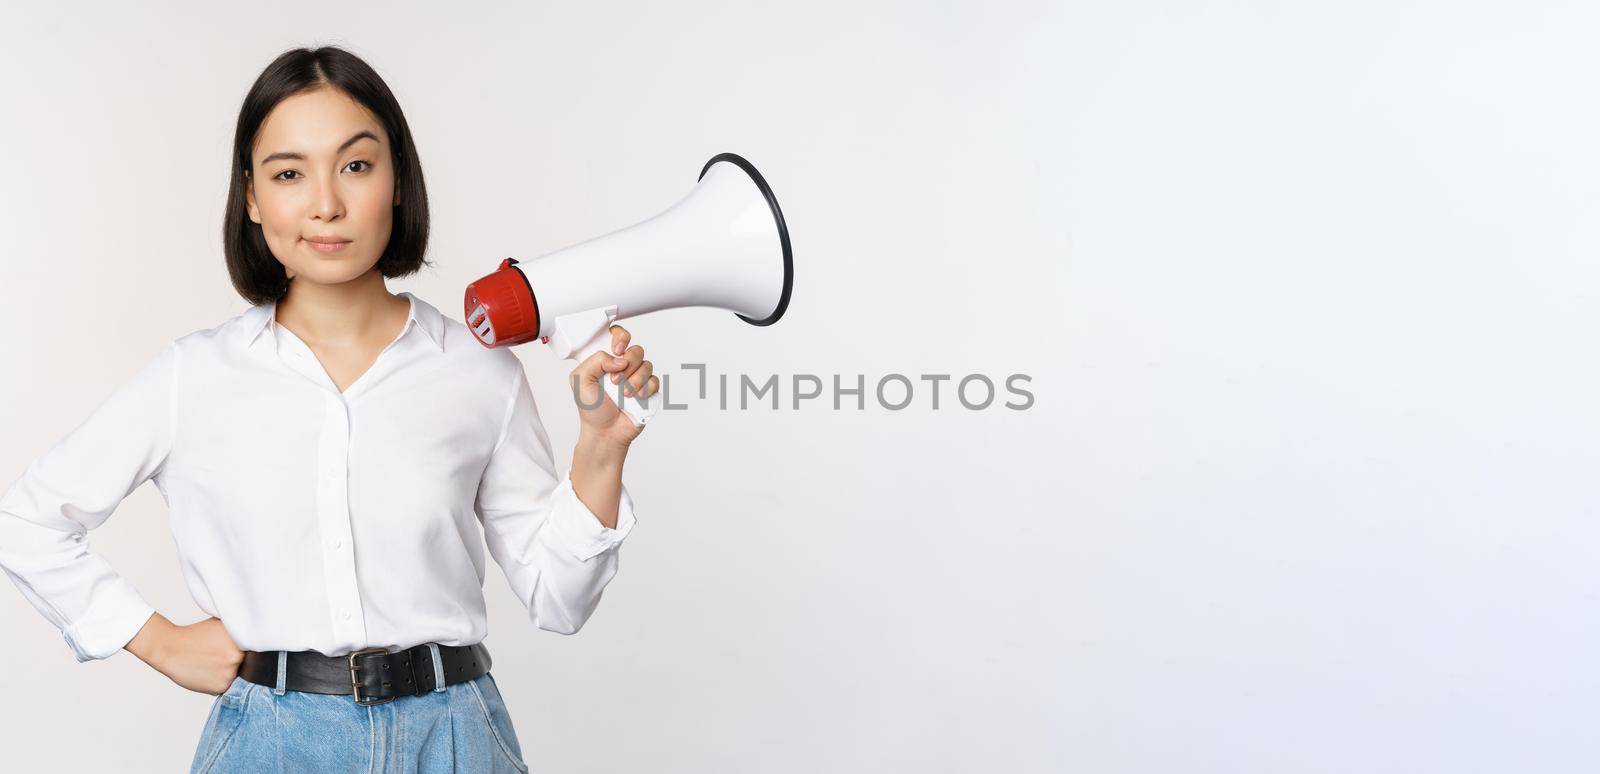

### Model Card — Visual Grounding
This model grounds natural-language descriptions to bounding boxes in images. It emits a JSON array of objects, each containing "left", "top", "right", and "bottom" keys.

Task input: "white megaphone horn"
[{"left": 463, "top": 152, "right": 794, "bottom": 427}]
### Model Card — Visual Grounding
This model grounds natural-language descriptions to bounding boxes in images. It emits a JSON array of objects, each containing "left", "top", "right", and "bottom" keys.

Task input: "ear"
[{"left": 245, "top": 171, "right": 262, "bottom": 225}]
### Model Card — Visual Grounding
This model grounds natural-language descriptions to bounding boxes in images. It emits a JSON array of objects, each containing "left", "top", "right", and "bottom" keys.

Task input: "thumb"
[{"left": 571, "top": 350, "right": 629, "bottom": 408}]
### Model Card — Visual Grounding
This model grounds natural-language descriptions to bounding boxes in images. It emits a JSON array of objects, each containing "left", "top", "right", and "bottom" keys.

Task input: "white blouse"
[{"left": 0, "top": 291, "right": 638, "bottom": 662}]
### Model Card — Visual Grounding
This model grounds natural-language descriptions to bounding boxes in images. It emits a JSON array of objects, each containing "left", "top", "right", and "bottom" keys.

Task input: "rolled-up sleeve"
[
  {"left": 474, "top": 358, "right": 637, "bottom": 635},
  {"left": 0, "top": 342, "right": 177, "bottom": 662}
]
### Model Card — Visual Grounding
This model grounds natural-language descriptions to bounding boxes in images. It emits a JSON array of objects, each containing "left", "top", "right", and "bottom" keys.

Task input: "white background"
[{"left": 1, "top": 1, "right": 1595, "bottom": 772}]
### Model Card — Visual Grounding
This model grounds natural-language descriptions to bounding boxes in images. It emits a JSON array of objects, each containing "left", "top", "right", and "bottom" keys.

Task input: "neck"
[{"left": 275, "top": 270, "right": 408, "bottom": 346}]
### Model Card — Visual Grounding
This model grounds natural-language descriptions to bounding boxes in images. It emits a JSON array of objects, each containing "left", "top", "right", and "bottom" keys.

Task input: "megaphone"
[{"left": 463, "top": 152, "right": 793, "bottom": 427}]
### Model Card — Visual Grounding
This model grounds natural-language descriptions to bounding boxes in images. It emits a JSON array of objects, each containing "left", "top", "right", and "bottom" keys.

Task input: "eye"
[
  {"left": 273, "top": 169, "right": 301, "bottom": 181},
  {"left": 345, "top": 160, "right": 372, "bottom": 173}
]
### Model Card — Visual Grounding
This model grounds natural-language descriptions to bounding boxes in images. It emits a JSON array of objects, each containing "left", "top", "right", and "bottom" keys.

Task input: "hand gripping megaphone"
[{"left": 463, "top": 152, "right": 793, "bottom": 427}]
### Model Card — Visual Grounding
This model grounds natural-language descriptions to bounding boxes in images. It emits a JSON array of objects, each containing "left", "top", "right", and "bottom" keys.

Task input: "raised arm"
[{"left": 474, "top": 356, "right": 640, "bottom": 635}]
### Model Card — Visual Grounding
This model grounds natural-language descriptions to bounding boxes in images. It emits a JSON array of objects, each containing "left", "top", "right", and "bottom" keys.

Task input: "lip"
[{"left": 302, "top": 236, "right": 352, "bottom": 254}]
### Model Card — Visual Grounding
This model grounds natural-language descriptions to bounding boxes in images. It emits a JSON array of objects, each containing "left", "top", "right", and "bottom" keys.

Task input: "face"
[{"left": 245, "top": 86, "right": 398, "bottom": 285}]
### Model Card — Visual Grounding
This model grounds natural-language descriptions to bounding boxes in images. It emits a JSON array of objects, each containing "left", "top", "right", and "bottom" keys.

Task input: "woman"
[{"left": 0, "top": 46, "right": 658, "bottom": 772}]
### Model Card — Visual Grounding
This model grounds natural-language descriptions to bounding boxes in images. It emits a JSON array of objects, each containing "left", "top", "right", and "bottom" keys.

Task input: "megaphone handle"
[{"left": 571, "top": 332, "right": 658, "bottom": 428}]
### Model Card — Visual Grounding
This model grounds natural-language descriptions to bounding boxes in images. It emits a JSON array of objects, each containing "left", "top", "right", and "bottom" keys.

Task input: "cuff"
[
  {"left": 61, "top": 580, "right": 156, "bottom": 663},
  {"left": 546, "top": 473, "right": 637, "bottom": 562}
]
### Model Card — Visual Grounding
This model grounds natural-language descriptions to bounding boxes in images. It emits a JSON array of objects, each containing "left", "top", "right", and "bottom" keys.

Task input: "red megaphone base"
[{"left": 464, "top": 258, "right": 543, "bottom": 348}]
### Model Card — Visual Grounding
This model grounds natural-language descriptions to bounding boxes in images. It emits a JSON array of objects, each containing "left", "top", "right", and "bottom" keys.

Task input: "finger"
[
  {"left": 643, "top": 375, "right": 660, "bottom": 398},
  {"left": 608, "top": 324, "right": 631, "bottom": 356},
  {"left": 570, "top": 350, "right": 626, "bottom": 419},
  {"left": 624, "top": 360, "right": 653, "bottom": 396},
  {"left": 610, "top": 344, "right": 646, "bottom": 384},
  {"left": 574, "top": 348, "right": 628, "bottom": 390}
]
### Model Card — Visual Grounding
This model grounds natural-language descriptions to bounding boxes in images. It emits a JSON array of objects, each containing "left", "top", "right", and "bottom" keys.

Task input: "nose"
[{"left": 310, "top": 173, "right": 345, "bottom": 222}]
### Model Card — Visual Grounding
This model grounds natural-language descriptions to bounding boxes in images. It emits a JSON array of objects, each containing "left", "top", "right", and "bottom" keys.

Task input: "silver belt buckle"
[{"left": 348, "top": 647, "right": 397, "bottom": 706}]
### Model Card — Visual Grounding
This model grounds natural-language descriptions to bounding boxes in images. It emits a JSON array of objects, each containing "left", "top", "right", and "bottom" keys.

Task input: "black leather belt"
[{"left": 238, "top": 642, "right": 492, "bottom": 706}]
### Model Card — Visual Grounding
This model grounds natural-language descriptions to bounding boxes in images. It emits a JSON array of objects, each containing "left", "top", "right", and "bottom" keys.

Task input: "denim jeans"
[{"left": 188, "top": 667, "right": 529, "bottom": 773}]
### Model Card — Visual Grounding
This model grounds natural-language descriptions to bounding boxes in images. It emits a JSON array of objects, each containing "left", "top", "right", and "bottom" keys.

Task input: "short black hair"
[{"left": 223, "top": 46, "right": 431, "bottom": 305}]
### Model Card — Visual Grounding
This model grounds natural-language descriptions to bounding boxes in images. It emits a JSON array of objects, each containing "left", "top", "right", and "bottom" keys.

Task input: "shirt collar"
[{"left": 236, "top": 291, "right": 446, "bottom": 353}]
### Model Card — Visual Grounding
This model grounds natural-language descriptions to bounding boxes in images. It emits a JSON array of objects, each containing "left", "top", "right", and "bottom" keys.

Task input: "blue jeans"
[{"left": 189, "top": 669, "right": 529, "bottom": 773}]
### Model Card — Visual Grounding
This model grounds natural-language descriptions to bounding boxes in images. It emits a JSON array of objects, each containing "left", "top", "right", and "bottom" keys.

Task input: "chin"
[{"left": 290, "top": 262, "right": 381, "bottom": 287}]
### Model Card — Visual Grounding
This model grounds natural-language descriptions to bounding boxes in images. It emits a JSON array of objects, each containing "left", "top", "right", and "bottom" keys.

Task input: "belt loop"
[
  {"left": 427, "top": 643, "right": 446, "bottom": 692},
  {"left": 274, "top": 651, "right": 289, "bottom": 696}
]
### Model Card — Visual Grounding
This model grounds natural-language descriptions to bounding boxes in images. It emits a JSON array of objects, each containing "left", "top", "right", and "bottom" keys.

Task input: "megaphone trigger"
[{"left": 545, "top": 306, "right": 617, "bottom": 360}]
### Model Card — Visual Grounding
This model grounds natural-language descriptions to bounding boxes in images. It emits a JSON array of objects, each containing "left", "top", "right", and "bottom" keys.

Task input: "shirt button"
[
  {"left": 329, "top": 538, "right": 342, "bottom": 550},
  {"left": 342, "top": 610, "right": 353, "bottom": 621}
]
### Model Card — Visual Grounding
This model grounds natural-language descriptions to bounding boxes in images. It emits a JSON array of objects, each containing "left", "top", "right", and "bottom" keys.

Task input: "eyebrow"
[{"left": 259, "top": 130, "right": 380, "bottom": 166}]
